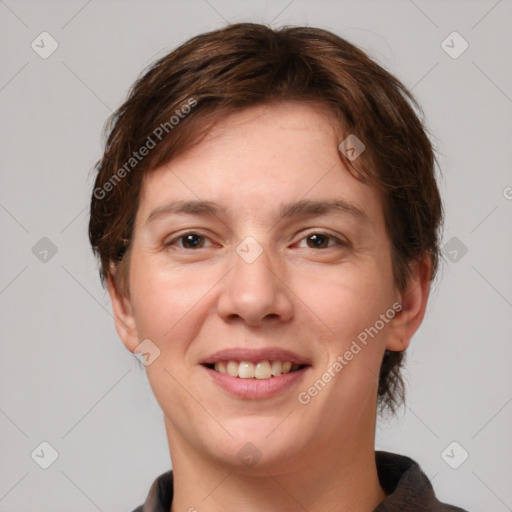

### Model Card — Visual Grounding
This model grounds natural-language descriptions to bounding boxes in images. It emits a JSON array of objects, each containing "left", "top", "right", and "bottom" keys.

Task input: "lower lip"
[{"left": 202, "top": 365, "right": 310, "bottom": 400}]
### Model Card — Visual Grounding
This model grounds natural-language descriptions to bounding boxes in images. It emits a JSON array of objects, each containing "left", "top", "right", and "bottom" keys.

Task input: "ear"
[
  {"left": 106, "top": 267, "right": 139, "bottom": 353},
  {"left": 386, "top": 255, "right": 432, "bottom": 352}
]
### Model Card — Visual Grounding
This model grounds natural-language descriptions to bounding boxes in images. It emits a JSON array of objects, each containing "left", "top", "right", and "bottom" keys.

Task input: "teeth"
[
  {"left": 213, "top": 360, "right": 301, "bottom": 379},
  {"left": 270, "top": 360, "right": 282, "bottom": 376},
  {"left": 226, "top": 361, "right": 239, "bottom": 377},
  {"left": 239, "top": 361, "right": 255, "bottom": 379},
  {"left": 255, "top": 361, "right": 271, "bottom": 379}
]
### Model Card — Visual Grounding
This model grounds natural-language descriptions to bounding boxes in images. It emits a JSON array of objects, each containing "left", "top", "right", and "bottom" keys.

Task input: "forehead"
[
  {"left": 136, "top": 102, "right": 384, "bottom": 229},
  {"left": 198, "top": 101, "right": 343, "bottom": 162}
]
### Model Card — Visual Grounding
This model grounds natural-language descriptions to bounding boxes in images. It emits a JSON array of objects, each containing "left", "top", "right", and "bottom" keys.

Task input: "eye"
[
  {"left": 296, "top": 231, "right": 348, "bottom": 249},
  {"left": 164, "top": 231, "right": 348, "bottom": 251},
  {"left": 164, "top": 232, "right": 214, "bottom": 250}
]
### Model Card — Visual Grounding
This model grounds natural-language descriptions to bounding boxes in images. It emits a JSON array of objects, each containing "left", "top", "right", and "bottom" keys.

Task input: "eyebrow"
[{"left": 145, "top": 198, "right": 369, "bottom": 226}]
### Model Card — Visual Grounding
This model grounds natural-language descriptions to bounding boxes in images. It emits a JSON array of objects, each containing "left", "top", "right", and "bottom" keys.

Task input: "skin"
[{"left": 108, "top": 101, "right": 431, "bottom": 512}]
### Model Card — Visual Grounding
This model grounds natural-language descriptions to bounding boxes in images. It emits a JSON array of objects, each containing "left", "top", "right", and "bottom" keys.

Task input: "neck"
[{"left": 166, "top": 414, "right": 386, "bottom": 512}]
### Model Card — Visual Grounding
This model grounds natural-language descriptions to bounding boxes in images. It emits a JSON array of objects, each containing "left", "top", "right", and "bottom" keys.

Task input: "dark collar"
[
  {"left": 133, "top": 451, "right": 468, "bottom": 512},
  {"left": 374, "top": 451, "right": 467, "bottom": 511}
]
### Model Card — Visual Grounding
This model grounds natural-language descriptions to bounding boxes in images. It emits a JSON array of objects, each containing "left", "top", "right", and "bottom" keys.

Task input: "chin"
[{"left": 205, "top": 419, "right": 308, "bottom": 472}]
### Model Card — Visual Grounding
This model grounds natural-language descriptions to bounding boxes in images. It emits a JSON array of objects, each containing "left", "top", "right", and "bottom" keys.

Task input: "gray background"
[{"left": 1, "top": 0, "right": 511, "bottom": 510}]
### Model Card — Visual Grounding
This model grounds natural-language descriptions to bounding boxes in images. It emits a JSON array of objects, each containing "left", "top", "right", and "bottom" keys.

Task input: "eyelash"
[{"left": 164, "top": 230, "right": 349, "bottom": 250}]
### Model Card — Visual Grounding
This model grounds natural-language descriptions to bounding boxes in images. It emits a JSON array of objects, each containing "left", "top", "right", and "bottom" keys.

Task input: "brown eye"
[
  {"left": 181, "top": 233, "right": 204, "bottom": 248},
  {"left": 165, "top": 232, "right": 213, "bottom": 250},
  {"left": 296, "top": 232, "right": 348, "bottom": 249},
  {"left": 306, "top": 233, "right": 330, "bottom": 248}
]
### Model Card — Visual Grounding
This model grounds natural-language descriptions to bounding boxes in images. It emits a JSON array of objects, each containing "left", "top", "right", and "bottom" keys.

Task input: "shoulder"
[
  {"left": 130, "top": 469, "right": 174, "bottom": 512},
  {"left": 374, "top": 451, "right": 469, "bottom": 512}
]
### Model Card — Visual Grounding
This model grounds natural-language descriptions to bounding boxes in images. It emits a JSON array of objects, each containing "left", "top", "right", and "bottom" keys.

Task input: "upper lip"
[{"left": 200, "top": 348, "right": 311, "bottom": 365}]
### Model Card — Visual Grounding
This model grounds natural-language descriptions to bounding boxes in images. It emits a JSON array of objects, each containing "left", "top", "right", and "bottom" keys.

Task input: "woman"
[{"left": 89, "top": 22, "right": 468, "bottom": 512}]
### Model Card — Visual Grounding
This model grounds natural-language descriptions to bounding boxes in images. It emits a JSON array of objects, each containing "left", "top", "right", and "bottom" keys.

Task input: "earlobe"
[
  {"left": 106, "top": 270, "right": 139, "bottom": 353},
  {"left": 386, "top": 256, "right": 432, "bottom": 352}
]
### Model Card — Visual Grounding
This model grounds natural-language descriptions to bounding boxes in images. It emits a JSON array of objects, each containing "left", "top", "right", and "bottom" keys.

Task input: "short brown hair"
[{"left": 88, "top": 22, "right": 443, "bottom": 414}]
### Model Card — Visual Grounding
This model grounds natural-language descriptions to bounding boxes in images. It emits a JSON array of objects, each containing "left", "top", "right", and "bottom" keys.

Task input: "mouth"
[
  {"left": 201, "top": 360, "right": 311, "bottom": 400},
  {"left": 202, "top": 360, "right": 309, "bottom": 380},
  {"left": 199, "top": 348, "right": 312, "bottom": 398}
]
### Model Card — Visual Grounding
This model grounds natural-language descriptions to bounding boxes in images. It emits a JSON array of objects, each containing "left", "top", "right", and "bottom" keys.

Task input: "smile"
[
  {"left": 204, "top": 360, "right": 306, "bottom": 379},
  {"left": 202, "top": 362, "right": 311, "bottom": 400}
]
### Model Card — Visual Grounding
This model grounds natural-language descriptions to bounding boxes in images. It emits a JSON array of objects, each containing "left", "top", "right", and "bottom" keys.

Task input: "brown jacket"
[{"left": 132, "top": 451, "right": 469, "bottom": 511}]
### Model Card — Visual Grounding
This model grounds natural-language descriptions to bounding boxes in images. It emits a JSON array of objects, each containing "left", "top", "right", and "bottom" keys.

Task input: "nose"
[{"left": 216, "top": 241, "right": 294, "bottom": 327}]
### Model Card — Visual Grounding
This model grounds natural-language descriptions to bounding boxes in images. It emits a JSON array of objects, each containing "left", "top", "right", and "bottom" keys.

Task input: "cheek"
[
  {"left": 129, "top": 255, "right": 220, "bottom": 347},
  {"left": 128, "top": 260, "right": 217, "bottom": 411},
  {"left": 293, "top": 260, "right": 394, "bottom": 346}
]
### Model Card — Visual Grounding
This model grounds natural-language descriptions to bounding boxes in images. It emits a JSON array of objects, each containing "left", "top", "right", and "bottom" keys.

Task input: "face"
[{"left": 110, "top": 101, "right": 427, "bottom": 474}]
